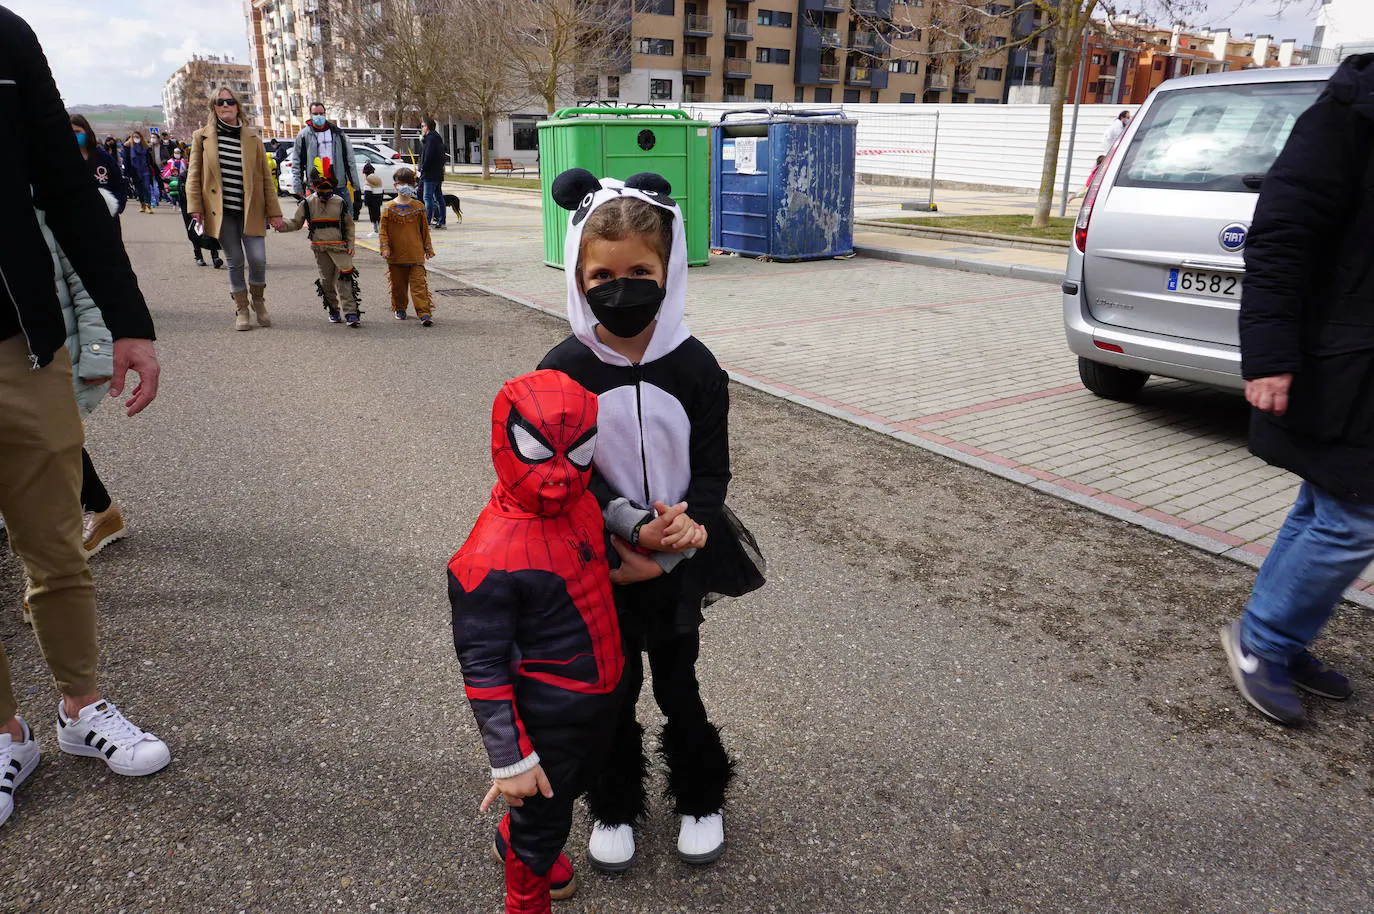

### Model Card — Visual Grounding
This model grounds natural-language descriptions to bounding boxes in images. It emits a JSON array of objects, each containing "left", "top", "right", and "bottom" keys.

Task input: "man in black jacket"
[
  {"left": 1221, "top": 54, "right": 1374, "bottom": 727},
  {"left": 0, "top": 5, "right": 170, "bottom": 831},
  {"left": 420, "top": 117, "right": 447, "bottom": 229}
]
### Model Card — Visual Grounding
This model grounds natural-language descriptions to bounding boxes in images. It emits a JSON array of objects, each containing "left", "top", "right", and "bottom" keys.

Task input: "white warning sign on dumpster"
[{"left": 734, "top": 137, "right": 758, "bottom": 175}]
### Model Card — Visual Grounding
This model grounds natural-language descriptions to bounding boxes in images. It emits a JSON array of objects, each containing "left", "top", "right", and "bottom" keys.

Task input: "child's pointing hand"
[{"left": 481, "top": 765, "right": 553, "bottom": 812}]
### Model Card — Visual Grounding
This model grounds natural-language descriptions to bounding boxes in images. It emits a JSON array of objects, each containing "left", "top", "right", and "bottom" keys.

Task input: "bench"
[{"left": 492, "top": 158, "right": 525, "bottom": 177}]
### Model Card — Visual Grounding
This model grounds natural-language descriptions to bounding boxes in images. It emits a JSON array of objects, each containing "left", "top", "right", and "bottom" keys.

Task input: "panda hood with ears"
[{"left": 553, "top": 168, "right": 691, "bottom": 366}]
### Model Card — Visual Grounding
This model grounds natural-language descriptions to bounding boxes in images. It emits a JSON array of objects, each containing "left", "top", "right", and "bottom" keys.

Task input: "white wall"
[
  {"left": 1319, "top": 0, "right": 1374, "bottom": 46},
  {"left": 683, "top": 102, "right": 1132, "bottom": 192}
]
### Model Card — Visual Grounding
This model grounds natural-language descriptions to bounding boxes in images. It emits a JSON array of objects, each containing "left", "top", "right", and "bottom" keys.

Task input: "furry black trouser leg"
[
  {"left": 583, "top": 718, "right": 648, "bottom": 827},
  {"left": 658, "top": 717, "right": 736, "bottom": 818}
]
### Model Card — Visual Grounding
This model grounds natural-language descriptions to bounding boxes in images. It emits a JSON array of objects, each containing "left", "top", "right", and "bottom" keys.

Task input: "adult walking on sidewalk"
[
  {"left": 0, "top": 5, "right": 170, "bottom": 831},
  {"left": 187, "top": 87, "right": 284, "bottom": 331},
  {"left": 122, "top": 130, "right": 156, "bottom": 214},
  {"left": 70, "top": 114, "right": 126, "bottom": 219},
  {"left": 292, "top": 102, "right": 361, "bottom": 217},
  {"left": 420, "top": 118, "right": 447, "bottom": 229},
  {"left": 1220, "top": 53, "right": 1374, "bottom": 727}
]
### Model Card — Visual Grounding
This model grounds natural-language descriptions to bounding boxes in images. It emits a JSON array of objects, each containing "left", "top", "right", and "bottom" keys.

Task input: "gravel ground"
[{"left": 0, "top": 209, "right": 1369, "bottom": 914}]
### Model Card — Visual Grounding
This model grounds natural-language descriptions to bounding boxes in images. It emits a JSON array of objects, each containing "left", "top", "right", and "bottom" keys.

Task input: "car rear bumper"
[{"left": 1063, "top": 289, "right": 1244, "bottom": 390}]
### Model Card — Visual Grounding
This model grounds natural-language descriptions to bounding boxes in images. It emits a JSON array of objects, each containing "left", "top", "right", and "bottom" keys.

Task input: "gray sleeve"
[{"left": 603, "top": 497, "right": 653, "bottom": 541}]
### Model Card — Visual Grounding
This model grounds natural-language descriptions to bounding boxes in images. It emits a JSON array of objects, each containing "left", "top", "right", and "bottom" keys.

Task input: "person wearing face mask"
[
  {"left": 537, "top": 170, "right": 766, "bottom": 874},
  {"left": 122, "top": 130, "right": 156, "bottom": 214},
  {"left": 70, "top": 114, "right": 126, "bottom": 219},
  {"left": 292, "top": 102, "right": 361, "bottom": 216},
  {"left": 187, "top": 87, "right": 284, "bottom": 330},
  {"left": 275, "top": 171, "right": 363, "bottom": 327},
  {"left": 378, "top": 167, "right": 434, "bottom": 325}
]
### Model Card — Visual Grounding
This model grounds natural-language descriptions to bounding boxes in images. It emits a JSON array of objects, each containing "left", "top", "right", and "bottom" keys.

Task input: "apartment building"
[
  {"left": 162, "top": 56, "right": 257, "bottom": 135},
  {"left": 604, "top": 0, "right": 1014, "bottom": 106},
  {"left": 245, "top": 0, "right": 353, "bottom": 139},
  {"left": 1307, "top": 0, "right": 1374, "bottom": 64}
]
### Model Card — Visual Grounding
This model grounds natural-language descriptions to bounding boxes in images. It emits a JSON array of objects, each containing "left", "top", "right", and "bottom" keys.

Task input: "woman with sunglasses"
[{"left": 186, "top": 87, "right": 283, "bottom": 331}]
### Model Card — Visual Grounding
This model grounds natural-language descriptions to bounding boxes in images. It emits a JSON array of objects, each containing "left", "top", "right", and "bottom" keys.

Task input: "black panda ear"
[
  {"left": 552, "top": 169, "right": 603, "bottom": 211},
  {"left": 625, "top": 173, "right": 672, "bottom": 198}
]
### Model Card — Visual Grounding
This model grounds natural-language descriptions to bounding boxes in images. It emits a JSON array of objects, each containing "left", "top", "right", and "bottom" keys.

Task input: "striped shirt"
[{"left": 216, "top": 119, "right": 244, "bottom": 212}]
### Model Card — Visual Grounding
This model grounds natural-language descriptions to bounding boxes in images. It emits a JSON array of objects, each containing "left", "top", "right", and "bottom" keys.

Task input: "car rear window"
[{"left": 1114, "top": 80, "right": 1324, "bottom": 193}]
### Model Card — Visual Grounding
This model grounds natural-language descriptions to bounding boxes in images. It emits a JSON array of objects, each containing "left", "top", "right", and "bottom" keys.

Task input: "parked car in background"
[
  {"left": 279, "top": 146, "right": 402, "bottom": 200},
  {"left": 1063, "top": 65, "right": 1336, "bottom": 400}
]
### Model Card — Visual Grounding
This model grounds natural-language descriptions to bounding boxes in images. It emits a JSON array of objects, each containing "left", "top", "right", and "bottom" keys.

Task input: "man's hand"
[
  {"left": 1245, "top": 373, "right": 1293, "bottom": 416},
  {"left": 110, "top": 338, "right": 160, "bottom": 416},
  {"left": 609, "top": 537, "right": 665, "bottom": 585},
  {"left": 479, "top": 764, "right": 553, "bottom": 812}
]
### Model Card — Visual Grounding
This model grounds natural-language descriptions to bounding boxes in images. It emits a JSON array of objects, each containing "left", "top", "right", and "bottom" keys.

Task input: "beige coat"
[{"left": 186, "top": 114, "right": 281, "bottom": 240}]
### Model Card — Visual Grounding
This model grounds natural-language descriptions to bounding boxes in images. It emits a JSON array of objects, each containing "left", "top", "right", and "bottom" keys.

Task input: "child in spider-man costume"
[{"left": 448, "top": 369, "right": 623, "bottom": 914}]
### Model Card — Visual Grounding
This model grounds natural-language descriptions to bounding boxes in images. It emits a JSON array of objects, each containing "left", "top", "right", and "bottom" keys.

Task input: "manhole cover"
[{"left": 434, "top": 288, "right": 487, "bottom": 297}]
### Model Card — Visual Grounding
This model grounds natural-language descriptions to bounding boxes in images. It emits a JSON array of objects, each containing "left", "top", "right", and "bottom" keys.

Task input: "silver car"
[{"left": 1063, "top": 65, "right": 1336, "bottom": 400}]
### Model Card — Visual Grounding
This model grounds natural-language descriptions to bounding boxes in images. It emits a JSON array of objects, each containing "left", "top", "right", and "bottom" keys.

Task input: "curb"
[
  {"left": 855, "top": 219, "right": 1070, "bottom": 253},
  {"left": 854, "top": 242, "right": 1063, "bottom": 285}
]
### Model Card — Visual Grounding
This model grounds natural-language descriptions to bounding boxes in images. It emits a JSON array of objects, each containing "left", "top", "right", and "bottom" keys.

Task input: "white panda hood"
[{"left": 555, "top": 170, "right": 691, "bottom": 367}]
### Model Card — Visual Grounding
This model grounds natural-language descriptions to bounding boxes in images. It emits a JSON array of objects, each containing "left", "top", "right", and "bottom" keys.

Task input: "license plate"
[{"left": 1167, "top": 268, "right": 1242, "bottom": 299}]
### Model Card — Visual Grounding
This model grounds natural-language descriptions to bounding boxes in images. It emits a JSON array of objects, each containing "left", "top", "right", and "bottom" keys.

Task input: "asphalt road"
[{"left": 1, "top": 208, "right": 1370, "bottom": 913}]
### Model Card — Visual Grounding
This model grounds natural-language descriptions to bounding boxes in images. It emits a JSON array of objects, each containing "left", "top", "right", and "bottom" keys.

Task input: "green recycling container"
[{"left": 537, "top": 107, "right": 710, "bottom": 270}]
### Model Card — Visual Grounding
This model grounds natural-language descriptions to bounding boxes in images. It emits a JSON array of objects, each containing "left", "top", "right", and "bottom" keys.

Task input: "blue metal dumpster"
[{"left": 711, "top": 109, "right": 857, "bottom": 261}]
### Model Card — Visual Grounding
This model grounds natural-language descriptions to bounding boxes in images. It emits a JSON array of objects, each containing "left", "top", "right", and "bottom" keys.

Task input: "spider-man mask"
[{"left": 491, "top": 370, "right": 598, "bottom": 517}]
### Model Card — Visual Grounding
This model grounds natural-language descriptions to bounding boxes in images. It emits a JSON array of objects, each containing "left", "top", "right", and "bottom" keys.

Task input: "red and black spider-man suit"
[{"left": 448, "top": 370, "right": 623, "bottom": 914}]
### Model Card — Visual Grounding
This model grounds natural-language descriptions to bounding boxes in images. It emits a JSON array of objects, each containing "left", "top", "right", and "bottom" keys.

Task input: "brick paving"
[{"left": 377, "top": 184, "right": 1373, "bottom": 606}]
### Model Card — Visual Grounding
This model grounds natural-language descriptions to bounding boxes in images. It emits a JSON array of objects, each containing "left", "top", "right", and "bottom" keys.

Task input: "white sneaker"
[
  {"left": 0, "top": 718, "right": 41, "bottom": 828},
  {"left": 56, "top": 699, "right": 170, "bottom": 776},
  {"left": 677, "top": 812, "right": 725, "bottom": 864},
  {"left": 369, "top": 229, "right": 378, "bottom": 237},
  {"left": 587, "top": 821, "right": 635, "bottom": 872}
]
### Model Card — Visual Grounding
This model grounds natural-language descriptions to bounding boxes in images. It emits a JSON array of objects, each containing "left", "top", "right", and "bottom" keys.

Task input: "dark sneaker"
[
  {"left": 327, "top": 309, "right": 343, "bottom": 324},
  {"left": 1220, "top": 622, "right": 1305, "bottom": 726},
  {"left": 345, "top": 313, "right": 361, "bottom": 328},
  {"left": 1289, "top": 650, "right": 1354, "bottom": 700},
  {"left": 393, "top": 310, "right": 407, "bottom": 320},
  {"left": 420, "top": 314, "right": 433, "bottom": 327}
]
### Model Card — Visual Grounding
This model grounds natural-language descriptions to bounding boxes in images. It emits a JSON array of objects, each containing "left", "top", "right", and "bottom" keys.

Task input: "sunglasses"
[{"left": 214, "top": 98, "right": 238, "bottom": 107}]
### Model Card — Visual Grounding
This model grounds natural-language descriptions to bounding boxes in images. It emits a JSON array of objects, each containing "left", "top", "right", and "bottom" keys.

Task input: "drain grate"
[{"left": 434, "top": 287, "right": 488, "bottom": 297}]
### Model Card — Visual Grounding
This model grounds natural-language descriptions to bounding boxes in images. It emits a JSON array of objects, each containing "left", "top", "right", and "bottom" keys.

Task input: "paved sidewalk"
[{"left": 382, "top": 186, "right": 1373, "bottom": 608}]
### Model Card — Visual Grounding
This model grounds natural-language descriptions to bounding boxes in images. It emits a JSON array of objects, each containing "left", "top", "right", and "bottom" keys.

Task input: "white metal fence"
[{"left": 683, "top": 102, "right": 1130, "bottom": 193}]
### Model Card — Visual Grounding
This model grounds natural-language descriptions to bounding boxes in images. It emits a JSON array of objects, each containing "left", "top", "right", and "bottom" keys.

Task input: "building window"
[
  {"left": 891, "top": 25, "right": 921, "bottom": 40},
  {"left": 795, "top": 86, "right": 805, "bottom": 102},
  {"left": 756, "top": 9, "right": 792, "bottom": 27},
  {"left": 633, "top": 0, "right": 674, "bottom": 13},
  {"left": 512, "top": 118, "right": 539, "bottom": 150},
  {"left": 650, "top": 78, "right": 673, "bottom": 100},
  {"left": 754, "top": 84, "right": 774, "bottom": 101},
  {"left": 976, "top": 67, "right": 1003, "bottom": 81},
  {"left": 814, "top": 87, "right": 832, "bottom": 102},
  {"left": 843, "top": 89, "right": 860, "bottom": 103},
  {"left": 636, "top": 38, "right": 674, "bottom": 56},
  {"left": 607, "top": 76, "right": 620, "bottom": 98},
  {"left": 870, "top": 90, "right": 880, "bottom": 102},
  {"left": 989, "top": 36, "right": 1007, "bottom": 48},
  {"left": 899, "top": 92, "right": 916, "bottom": 103},
  {"left": 887, "top": 59, "right": 918, "bottom": 74},
  {"left": 756, "top": 47, "right": 791, "bottom": 64}
]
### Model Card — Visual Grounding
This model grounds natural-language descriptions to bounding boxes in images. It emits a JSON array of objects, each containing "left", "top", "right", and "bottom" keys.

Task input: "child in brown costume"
[
  {"left": 277, "top": 171, "right": 364, "bottom": 327},
  {"left": 379, "top": 167, "right": 435, "bottom": 326}
]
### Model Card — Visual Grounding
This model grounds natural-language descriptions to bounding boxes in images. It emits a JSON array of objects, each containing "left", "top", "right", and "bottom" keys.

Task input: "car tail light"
[
  {"left": 1073, "top": 144, "right": 1118, "bottom": 253},
  {"left": 392, "top": 153, "right": 401, "bottom": 159},
  {"left": 1094, "top": 341, "right": 1124, "bottom": 353}
]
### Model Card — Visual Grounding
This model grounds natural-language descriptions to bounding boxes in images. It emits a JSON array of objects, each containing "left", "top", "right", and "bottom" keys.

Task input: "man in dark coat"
[
  {"left": 1221, "top": 53, "right": 1374, "bottom": 727},
  {"left": 0, "top": 5, "right": 170, "bottom": 832},
  {"left": 420, "top": 117, "right": 447, "bottom": 229}
]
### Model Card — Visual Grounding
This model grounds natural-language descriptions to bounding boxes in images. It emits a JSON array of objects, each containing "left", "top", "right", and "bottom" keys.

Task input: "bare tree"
[
  {"left": 448, "top": 0, "right": 537, "bottom": 177},
  {"left": 165, "top": 59, "right": 215, "bottom": 136},
  {"left": 506, "top": 0, "right": 633, "bottom": 115}
]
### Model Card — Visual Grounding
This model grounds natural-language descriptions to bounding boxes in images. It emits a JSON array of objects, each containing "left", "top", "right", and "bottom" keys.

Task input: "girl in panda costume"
[{"left": 539, "top": 169, "right": 764, "bottom": 870}]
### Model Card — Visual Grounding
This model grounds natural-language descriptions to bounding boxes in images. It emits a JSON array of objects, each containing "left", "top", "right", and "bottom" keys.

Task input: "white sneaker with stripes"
[
  {"left": 0, "top": 718, "right": 41, "bottom": 828},
  {"left": 56, "top": 699, "right": 170, "bottom": 777}
]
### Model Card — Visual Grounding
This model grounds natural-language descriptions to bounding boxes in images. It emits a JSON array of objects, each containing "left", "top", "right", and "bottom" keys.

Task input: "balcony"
[
  {"left": 846, "top": 66, "right": 872, "bottom": 85},
  {"left": 818, "top": 63, "right": 840, "bottom": 82},
  {"left": 683, "top": 54, "right": 712, "bottom": 75},
  {"left": 925, "top": 72, "right": 949, "bottom": 91},
  {"left": 725, "top": 17, "right": 754, "bottom": 40},
  {"left": 817, "top": 28, "right": 842, "bottom": 48},
  {"left": 684, "top": 14, "right": 712, "bottom": 36},
  {"left": 683, "top": 91, "right": 709, "bottom": 102},
  {"left": 724, "top": 94, "right": 748, "bottom": 102},
  {"left": 851, "top": 30, "right": 881, "bottom": 52},
  {"left": 822, "top": 0, "right": 845, "bottom": 10},
  {"left": 724, "top": 56, "right": 752, "bottom": 77},
  {"left": 852, "top": 0, "right": 877, "bottom": 12}
]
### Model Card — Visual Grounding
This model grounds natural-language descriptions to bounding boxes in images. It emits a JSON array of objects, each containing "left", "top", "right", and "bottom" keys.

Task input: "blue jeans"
[
  {"left": 1241, "top": 481, "right": 1374, "bottom": 662},
  {"left": 422, "top": 179, "right": 445, "bottom": 226},
  {"left": 216, "top": 210, "right": 267, "bottom": 294}
]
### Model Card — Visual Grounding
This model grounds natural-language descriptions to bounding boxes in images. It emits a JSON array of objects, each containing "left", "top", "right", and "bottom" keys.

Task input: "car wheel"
[{"left": 1078, "top": 357, "right": 1149, "bottom": 401}]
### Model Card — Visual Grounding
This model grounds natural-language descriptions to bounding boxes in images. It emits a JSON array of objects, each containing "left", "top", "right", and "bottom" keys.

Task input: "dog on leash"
[{"left": 443, "top": 194, "right": 463, "bottom": 224}]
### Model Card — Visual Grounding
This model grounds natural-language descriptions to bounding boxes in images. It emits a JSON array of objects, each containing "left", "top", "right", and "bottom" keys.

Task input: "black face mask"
[{"left": 586, "top": 278, "right": 665, "bottom": 338}]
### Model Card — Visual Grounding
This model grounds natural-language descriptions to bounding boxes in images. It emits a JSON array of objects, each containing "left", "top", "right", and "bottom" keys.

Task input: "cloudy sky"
[{"left": 5, "top": 0, "right": 1320, "bottom": 108}]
